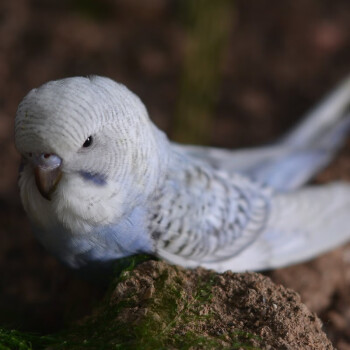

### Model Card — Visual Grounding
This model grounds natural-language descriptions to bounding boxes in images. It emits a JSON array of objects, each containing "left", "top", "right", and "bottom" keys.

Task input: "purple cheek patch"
[{"left": 79, "top": 171, "right": 107, "bottom": 186}]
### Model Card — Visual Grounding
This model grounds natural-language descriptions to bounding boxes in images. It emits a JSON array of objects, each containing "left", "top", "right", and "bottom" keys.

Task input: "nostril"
[
  {"left": 38, "top": 153, "right": 62, "bottom": 168},
  {"left": 28, "top": 152, "right": 32, "bottom": 157}
]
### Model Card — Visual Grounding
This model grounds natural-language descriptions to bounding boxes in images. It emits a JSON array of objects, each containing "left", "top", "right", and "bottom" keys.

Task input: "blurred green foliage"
[
  {"left": 173, "top": 0, "right": 233, "bottom": 144},
  {"left": 70, "top": 0, "right": 113, "bottom": 21}
]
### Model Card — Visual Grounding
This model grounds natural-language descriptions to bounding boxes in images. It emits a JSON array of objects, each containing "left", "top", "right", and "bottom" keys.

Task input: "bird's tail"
[
  {"left": 280, "top": 75, "right": 350, "bottom": 148},
  {"left": 199, "top": 182, "right": 350, "bottom": 272},
  {"left": 179, "top": 75, "right": 350, "bottom": 191},
  {"left": 252, "top": 76, "right": 350, "bottom": 190}
]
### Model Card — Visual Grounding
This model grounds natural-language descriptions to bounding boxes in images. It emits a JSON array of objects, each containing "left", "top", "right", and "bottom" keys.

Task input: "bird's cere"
[{"left": 14, "top": 75, "right": 350, "bottom": 273}]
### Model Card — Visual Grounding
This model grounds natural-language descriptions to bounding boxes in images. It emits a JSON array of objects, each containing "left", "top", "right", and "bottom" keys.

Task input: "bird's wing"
[
  {"left": 153, "top": 164, "right": 271, "bottom": 268},
  {"left": 157, "top": 182, "right": 350, "bottom": 272}
]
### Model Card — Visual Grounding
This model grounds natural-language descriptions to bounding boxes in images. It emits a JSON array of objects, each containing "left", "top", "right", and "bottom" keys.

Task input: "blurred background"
[{"left": 0, "top": 0, "right": 350, "bottom": 347}]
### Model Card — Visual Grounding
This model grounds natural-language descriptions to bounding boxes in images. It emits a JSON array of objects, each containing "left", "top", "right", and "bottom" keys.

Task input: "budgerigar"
[{"left": 14, "top": 75, "right": 350, "bottom": 273}]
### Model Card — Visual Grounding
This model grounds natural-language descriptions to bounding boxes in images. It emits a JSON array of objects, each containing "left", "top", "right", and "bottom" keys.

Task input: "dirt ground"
[{"left": 0, "top": 0, "right": 350, "bottom": 348}]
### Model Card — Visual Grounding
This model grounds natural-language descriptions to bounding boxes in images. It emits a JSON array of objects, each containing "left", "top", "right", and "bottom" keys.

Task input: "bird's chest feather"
[
  {"left": 31, "top": 206, "right": 153, "bottom": 269},
  {"left": 20, "top": 169, "right": 153, "bottom": 268}
]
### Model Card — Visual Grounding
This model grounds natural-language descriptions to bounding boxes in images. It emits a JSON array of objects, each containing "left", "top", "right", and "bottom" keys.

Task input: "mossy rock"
[{"left": 0, "top": 260, "right": 333, "bottom": 349}]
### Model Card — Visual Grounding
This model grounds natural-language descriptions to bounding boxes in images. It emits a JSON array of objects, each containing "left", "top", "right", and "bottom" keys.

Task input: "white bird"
[{"left": 14, "top": 75, "right": 350, "bottom": 273}]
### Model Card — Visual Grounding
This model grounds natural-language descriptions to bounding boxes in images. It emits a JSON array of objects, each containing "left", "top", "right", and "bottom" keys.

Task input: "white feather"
[{"left": 14, "top": 75, "right": 350, "bottom": 273}]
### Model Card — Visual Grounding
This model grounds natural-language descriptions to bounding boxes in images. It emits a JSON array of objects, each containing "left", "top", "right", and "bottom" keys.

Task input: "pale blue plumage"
[
  {"left": 14, "top": 75, "right": 350, "bottom": 273},
  {"left": 32, "top": 205, "right": 152, "bottom": 269}
]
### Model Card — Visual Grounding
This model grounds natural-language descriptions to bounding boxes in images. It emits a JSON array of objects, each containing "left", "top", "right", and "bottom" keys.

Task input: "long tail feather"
[
  {"left": 177, "top": 75, "right": 350, "bottom": 190},
  {"left": 249, "top": 113, "right": 350, "bottom": 191},
  {"left": 281, "top": 75, "right": 350, "bottom": 147}
]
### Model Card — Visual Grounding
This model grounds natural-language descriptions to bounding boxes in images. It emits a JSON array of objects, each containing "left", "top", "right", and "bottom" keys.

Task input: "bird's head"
[{"left": 15, "top": 76, "right": 169, "bottom": 227}]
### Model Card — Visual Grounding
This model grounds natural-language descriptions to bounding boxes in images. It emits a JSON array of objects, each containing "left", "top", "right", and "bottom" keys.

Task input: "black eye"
[{"left": 83, "top": 136, "right": 93, "bottom": 148}]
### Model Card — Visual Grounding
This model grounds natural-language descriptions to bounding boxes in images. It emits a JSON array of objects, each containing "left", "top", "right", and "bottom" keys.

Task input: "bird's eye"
[{"left": 83, "top": 136, "right": 93, "bottom": 148}]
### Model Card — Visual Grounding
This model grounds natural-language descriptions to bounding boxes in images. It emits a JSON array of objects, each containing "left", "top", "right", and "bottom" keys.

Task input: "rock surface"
[{"left": 51, "top": 260, "right": 333, "bottom": 350}]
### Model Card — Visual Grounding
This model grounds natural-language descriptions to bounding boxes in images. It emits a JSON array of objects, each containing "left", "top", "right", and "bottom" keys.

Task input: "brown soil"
[{"left": 0, "top": 0, "right": 350, "bottom": 348}]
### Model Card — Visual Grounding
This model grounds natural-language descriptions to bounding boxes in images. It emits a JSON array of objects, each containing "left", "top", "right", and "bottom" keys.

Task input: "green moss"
[
  {"left": 0, "top": 260, "right": 261, "bottom": 350},
  {"left": 109, "top": 254, "right": 156, "bottom": 285},
  {"left": 50, "top": 265, "right": 214, "bottom": 349},
  {"left": 0, "top": 328, "right": 64, "bottom": 350}
]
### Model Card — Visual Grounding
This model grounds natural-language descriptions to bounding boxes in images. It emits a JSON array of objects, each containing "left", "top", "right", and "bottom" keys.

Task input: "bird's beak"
[{"left": 33, "top": 154, "right": 62, "bottom": 200}]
